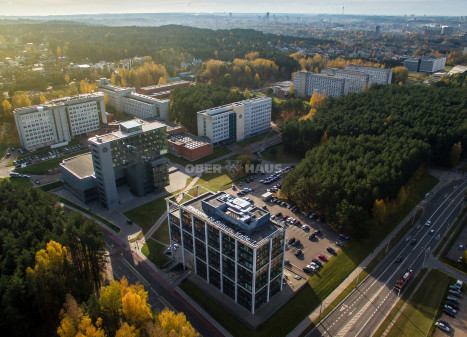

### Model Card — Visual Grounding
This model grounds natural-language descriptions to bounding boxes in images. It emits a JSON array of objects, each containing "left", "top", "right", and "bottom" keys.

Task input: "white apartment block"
[
  {"left": 344, "top": 65, "right": 393, "bottom": 85},
  {"left": 322, "top": 68, "right": 370, "bottom": 93},
  {"left": 14, "top": 93, "right": 107, "bottom": 151},
  {"left": 97, "top": 78, "right": 169, "bottom": 120},
  {"left": 197, "top": 97, "right": 272, "bottom": 145},
  {"left": 293, "top": 71, "right": 349, "bottom": 98}
]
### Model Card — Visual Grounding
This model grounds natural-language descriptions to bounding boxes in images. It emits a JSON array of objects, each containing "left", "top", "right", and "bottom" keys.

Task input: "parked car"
[
  {"left": 445, "top": 301, "right": 459, "bottom": 310},
  {"left": 293, "top": 240, "right": 301, "bottom": 247},
  {"left": 443, "top": 308, "right": 455, "bottom": 318},
  {"left": 301, "top": 225, "right": 309, "bottom": 231},
  {"left": 327, "top": 247, "right": 336, "bottom": 255},
  {"left": 294, "top": 275, "right": 301, "bottom": 280},
  {"left": 295, "top": 250, "right": 302, "bottom": 257},
  {"left": 448, "top": 289, "right": 462, "bottom": 298},
  {"left": 435, "top": 321, "right": 450, "bottom": 332},
  {"left": 308, "top": 233, "right": 316, "bottom": 241},
  {"left": 288, "top": 237, "right": 296, "bottom": 245},
  {"left": 336, "top": 241, "right": 344, "bottom": 247},
  {"left": 444, "top": 305, "right": 457, "bottom": 314},
  {"left": 284, "top": 259, "right": 290, "bottom": 266},
  {"left": 318, "top": 254, "right": 328, "bottom": 261},
  {"left": 339, "top": 234, "right": 350, "bottom": 241},
  {"left": 312, "top": 259, "right": 322, "bottom": 267},
  {"left": 425, "top": 220, "right": 431, "bottom": 227},
  {"left": 314, "top": 230, "right": 322, "bottom": 236},
  {"left": 446, "top": 296, "right": 460, "bottom": 304},
  {"left": 429, "top": 229, "right": 435, "bottom": 235}
]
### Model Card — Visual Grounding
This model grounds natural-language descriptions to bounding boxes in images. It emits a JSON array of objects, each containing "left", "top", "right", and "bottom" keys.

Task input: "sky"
[{"left": 0, "top": 0, "right": 465, "bottom": 17}]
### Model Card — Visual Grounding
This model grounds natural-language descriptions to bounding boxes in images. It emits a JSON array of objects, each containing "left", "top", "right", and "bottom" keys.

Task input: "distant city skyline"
[{"left": 0, "top": 0, "right": 465, "bottom": 17}]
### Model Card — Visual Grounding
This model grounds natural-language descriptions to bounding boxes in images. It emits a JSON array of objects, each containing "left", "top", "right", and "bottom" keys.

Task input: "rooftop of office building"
[
  {"left": 89, "top": 119, "right": 166, "bottom": 145},
  {"left": 170, "top": 188, "right": 284, "bottom": 248},
  {"left": 168, "top": 132, "right": 210, "bottom": 149},
  {"left": 60, "top": 153, "right": 94, "bottom": 179},
  {"left": 197, "top": 96, "right": 271, "bottom": 117},
  {"left": 14, "top": 93, "right": 104, "bottom": 114}
]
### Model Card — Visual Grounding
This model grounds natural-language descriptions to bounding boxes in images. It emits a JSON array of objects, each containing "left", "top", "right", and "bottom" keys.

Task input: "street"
[{"left": 308, "top": 178, "right": 467, "bottom": 337}]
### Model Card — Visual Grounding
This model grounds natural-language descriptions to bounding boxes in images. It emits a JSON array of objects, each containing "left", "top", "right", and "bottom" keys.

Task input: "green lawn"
[
  {"left": 165, "top": 146, "right": 232, "bottom": 166},
  {"left": 58, "top": 197, "right": 120, "bottom": 233},
  {"left": 373, "top": 269, "right": 429, "bottom": 337},
  {"left": 152, "top": 219, "right": 170, "bottom": 244},
  {"left": 16, "top": 149, "right": 90, "bottom": 175},
  {"left": 386, "top": 269, "right": 453, "bottom": 337},
  {"left": 179, "top": 173, "right": 439, "bottom": 337},
  {"left": 123, "top": 195, "right": 168, "bottom": 235},
  {"left": 141, "top": 240, "right": 171, "bottom": 268},
  {"left": 262, "top": 144, "right": 302, "bottom": 163}
]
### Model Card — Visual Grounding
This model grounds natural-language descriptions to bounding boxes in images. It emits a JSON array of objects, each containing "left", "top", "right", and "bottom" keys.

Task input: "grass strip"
[
  {"left": 58, "top": 197, "right": 120, "bottom": 233},
  {"left": 141, "top": 240, "right": 171, "bottom": 268},
  {"left": 386, "top": 269, "right": 454, "bottom": 337}
]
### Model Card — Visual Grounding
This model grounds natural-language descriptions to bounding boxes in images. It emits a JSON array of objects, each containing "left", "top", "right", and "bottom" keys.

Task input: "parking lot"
[
  {"left": 225, "top": 168, "right": 346, "bottom": 278},
  {"left": 433, "top": 283, "right": 467, "bottom": 337}
]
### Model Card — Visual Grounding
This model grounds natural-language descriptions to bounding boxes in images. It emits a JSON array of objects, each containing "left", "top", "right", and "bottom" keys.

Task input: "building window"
[
  {"left": 237, "top": 265, "right": 253, "bottom": 292},
  {"left": 208, "top": 247, "right": 220, "bottom": 270},
  {"left": 209, "top": 267, "right": 221, "bottom": 289},
  {"left": 196, "top": 259, "right": 207, "bottom": 280},
  {"left": 195, "top": 239, "right": 206, "bottom": 261},
  {"left": 223, "top": 276, "right": 235, "bottom": 299}
]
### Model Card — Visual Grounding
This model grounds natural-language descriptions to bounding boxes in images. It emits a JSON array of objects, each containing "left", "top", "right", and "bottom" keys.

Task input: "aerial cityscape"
[{"left": 0, "top": 3, "right": 466, "bottom": 337}]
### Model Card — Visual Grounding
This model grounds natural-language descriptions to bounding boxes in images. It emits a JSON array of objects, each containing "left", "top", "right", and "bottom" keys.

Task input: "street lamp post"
[
  {"left": 356, "top": 267, "right": 366, "bottom": 288},
  {"left": 318, "top": 300, "right": 328, "bottom": 323}
]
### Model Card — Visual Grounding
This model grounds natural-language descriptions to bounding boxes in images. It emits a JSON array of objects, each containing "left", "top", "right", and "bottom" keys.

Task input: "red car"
[{"left": 318, "top": 254, "right": 328, "bottom": 261}]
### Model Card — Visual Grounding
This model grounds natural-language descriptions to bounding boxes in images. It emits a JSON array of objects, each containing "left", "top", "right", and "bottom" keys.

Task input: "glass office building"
[{"left": 167, "top": 188, "right": 286, "bottom": 314}]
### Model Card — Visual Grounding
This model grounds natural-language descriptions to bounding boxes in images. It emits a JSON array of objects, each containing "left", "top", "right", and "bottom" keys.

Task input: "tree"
[
  {"left": 288, "top": 83, "right": 295, "bottom": 96},
  {"left": 243, "top": 88, "right": 250, "bottom": 98},
  {"left": 449, "top": 142, "right": 462, "bottom": 168},
  {"left": 157, "top": 309, "right": 198, "bottom": 337},
  {"left": 100, "top": 280, "right": 122, "bottom": 333},
  {"left": 2, "top": 99, "right": 12, "bottom": 115},
  {"left": 253, "top": 73, "right": 260, "bottom": 88},
  {"left": 115, "top": 323, "right": 139, "bottom": 337},
  {"left": 371, "top": 199, "right": 387, "bottom": 224},
  {"left": 392, "top": 66, "right": 409, "bottom": 83},
  {"left": 39, "top": 93, "right": 48, "bottom": 104},
  {"left": 11, "top": 92, "right": 31, "bottom": 108}
]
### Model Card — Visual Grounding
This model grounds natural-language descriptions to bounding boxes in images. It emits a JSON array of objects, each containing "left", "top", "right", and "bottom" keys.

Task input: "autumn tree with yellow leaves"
[{"left": 58, "top": 276, "right": 198, "bottom": 337}]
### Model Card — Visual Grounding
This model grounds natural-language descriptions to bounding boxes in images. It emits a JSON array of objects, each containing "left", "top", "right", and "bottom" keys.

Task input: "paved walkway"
[{"left": 288, "top": 168, "right": 461, "bottom": 337}]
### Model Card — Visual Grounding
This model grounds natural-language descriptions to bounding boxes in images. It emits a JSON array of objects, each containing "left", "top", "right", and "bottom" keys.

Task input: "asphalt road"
[
  {"left": 308, "top": 178, "right": 467, "bottom": 337},
  {"left": 102, "top": 230, "right": 224, "bottom": 337}
]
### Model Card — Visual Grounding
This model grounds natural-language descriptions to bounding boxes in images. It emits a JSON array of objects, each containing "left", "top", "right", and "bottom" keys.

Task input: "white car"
[
  {"left": 425, "top": 220, "right": 431, "bottom": 226},
  {"left": 435, "top": 321, "right": 450, "bottom": 332},
  {"left": 301, "top": 225, "right": 309, "bottom": 230},
  {"left": 294, "top": 275, "right": 301, "bottom": 280},
  {"left": 306, "top": 264, "right": 318, "bottom": 272}
]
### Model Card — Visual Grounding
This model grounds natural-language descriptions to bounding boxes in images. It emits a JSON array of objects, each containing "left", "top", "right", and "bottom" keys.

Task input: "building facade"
[
  {"left": 344, "top": 65, "right": 393, "bottom": 85},
  {"left": 167, "top": 188, "right": 286, "bottom": 314},
  {"left": 14, "top": 93, "right": 107, "bottom": 151},
  {"left": 97, "top": 78, "right": 170, "bottom": 120},
  {"left": 403, "top": 57, "right": 446, "bottom": 73},
  {"left": 197, "top": 97, "right": 272, "bottom": 145},
  {"left": 293, "top": 71, "right": 349, "bottom": 98},
  {"left": 321, "top": 68, "right": 370, "bottom": 93},
  {"left": 61, "top": 120, "right": 169, "bottom": 210},
  {"left": 168, "top": 133, "right": 213, "bottom": 161}
]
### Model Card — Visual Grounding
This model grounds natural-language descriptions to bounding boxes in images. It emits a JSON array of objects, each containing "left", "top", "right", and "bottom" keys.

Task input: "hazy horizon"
[{"left": 0, "top": 0, "right": 465, "bottom": 18}]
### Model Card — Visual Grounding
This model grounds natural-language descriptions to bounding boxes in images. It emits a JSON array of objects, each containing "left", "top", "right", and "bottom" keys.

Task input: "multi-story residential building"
[
  {"left": 97, "top": 78, "right": 169, "bottom": 120},
  {"left": 344, "top": 64, "right": 393, "bottom": 85},
  {"left": 197, "top": 97, "right": 272, "bottom": 146},
  {"left": 14, "top": 93, "right": 107, "bottom": 151},
  {"left": 293, "top": 71, "right": 349, "bottom": 98},
  {"left": 321, "top": 68, "right": 370, "bottom": 93},
  {"left": 166, "top": 187, "right": 286, "bottom": 314},
  {"left": 60, "top": 120, "right": 169, "bottom": 210}
]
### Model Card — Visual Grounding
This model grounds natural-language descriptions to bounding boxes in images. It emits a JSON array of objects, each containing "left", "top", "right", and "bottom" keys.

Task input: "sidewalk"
[{"left": 288, "top": 169, "right": 458, "bottom": 337}]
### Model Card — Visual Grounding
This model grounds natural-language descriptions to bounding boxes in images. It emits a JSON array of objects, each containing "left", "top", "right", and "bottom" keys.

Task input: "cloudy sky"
[{"left": 0, "top": 0, "right": 465, "bottom": 16}]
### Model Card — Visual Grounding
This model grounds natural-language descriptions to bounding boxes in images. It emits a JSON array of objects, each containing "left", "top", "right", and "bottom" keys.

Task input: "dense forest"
[
  {"left": 0, "top": 23, "right": 316, "bottom": 72},
  {"left": 0, "top": 180, "right": 196, "bottom": 337},
  {"left": 281, "top": 78, "right": 467, "bottom": 234},
  {"left": 0, "top": 180, "right": 106, "bottom": 336},
  {"left": 169, "top": 84, "right": 245, "bottom": 133}
]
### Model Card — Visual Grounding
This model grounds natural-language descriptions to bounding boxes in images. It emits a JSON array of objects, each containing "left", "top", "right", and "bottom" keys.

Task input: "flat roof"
[
  {"left": 168, "top": 132, "right": 210, "bottom": 149},
  {"left": 60, "top": 153, "right": 94, "bottom": 178},
  {"left": 89, "top": 120, "right": 166, "bottom": 145},
  {"left": 179, "top": 190, "right": 284, "bottom": 246},
  {"left": 120, "top": 120, "right": 141, "bottom": 129}
]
